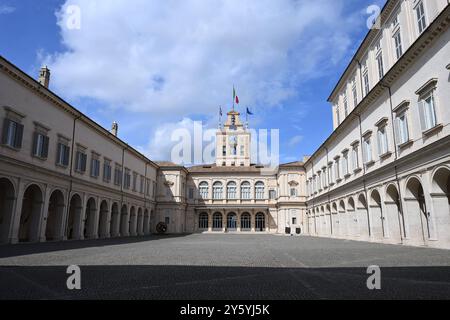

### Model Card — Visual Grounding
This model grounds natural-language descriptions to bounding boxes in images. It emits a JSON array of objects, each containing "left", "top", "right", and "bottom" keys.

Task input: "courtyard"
[{"left": 1, "top": 234, "right": 450, "bottom": 300}]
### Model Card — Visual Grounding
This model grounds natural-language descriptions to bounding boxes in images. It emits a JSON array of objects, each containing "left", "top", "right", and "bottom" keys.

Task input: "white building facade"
[{"left": 305, "top": 0, "right": 450, "bottom": 249}]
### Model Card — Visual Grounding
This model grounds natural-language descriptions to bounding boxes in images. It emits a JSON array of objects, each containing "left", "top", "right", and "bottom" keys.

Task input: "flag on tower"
[
  {"left": 233, "top": 86, "right": 239, "bottom": 106},
  {"left": 246, "top": 107, "right": 253, "bottom": 115}
]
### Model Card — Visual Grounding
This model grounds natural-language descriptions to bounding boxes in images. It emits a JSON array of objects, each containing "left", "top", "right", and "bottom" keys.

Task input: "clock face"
[{"left": 229, "top": 135, "right": 237, "bottom": 145}]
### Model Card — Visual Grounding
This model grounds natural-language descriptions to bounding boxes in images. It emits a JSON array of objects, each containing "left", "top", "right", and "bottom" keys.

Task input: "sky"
[{"left": 0, "top": 0, "right": 386, "bottom": 165}]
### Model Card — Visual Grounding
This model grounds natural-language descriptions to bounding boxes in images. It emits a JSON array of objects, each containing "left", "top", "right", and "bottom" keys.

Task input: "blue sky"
[{"left": 0, "top": 0, "right": 386, "bottom": 164}]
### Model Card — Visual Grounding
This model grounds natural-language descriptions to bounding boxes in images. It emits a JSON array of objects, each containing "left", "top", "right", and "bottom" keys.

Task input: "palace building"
[
  {"left": 305, "top": 0, "right": 450, "bottom": 249},
  {"left": 0, "top": 0, "right": 449, "bottom": 249}
]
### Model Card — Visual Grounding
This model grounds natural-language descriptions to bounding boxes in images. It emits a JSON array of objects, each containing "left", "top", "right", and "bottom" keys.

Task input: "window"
[
  {"left": 352, "top": 145, "right": 360, "bottom": 170},
  {"left": 114, "top": 165, "right": 123, "bottom": 186},
  {"left": 165, "top": 217, "right": 170, "bottom": 225},
  {"left": 377, "top": 126, "right": 389, "bottom": 155},
  {"left": 376, "top": 51, "right": 384, "bottom": 79},
  {"left": 222, "top": 145, "right": 226, "bottom": 156},
  {"left": 2, "top": 119, "right": 24, "bottom": 149},
  {"left": 418, "top": 91, "right": 438, "bottom": 132},
  {"left": 199, "top": 213, "right": 208, "bottom": 229},
  {"left": 336, "top": 106, "right": 341, "bottom": 126},
  {"left": 335, "top": 158, "right": 341, "bottom": 181},
  {"left": 103, "top": 159, "right": 112, "bottom": 182},
  {"left": 317, "top": 172, "right": 322, "bottom": 190},
  {"left": 75, "top": 150, "right": 87, "bottom": 173},
  {"left": 415, "top": 1, "right": 427, "bottom": 34},
  {"left": 199, "top": 182, "right": 209, "bottom": 199},
  {"left": 57, "top": 143, "right": 70, "bottom": 167},
  {"left": 124, "top": 169, "right": 131, "bottom": 189},
  {"left": 363, "top": 136, "right": 372, "bottom": 164},
  {"left": 227, "top": 182, "right": 237, "bottom": 199},
  {"left": 213, "top": 182, "right": 223, "bottom": 200},
  {"left": 328, "top": 163, "right": 334, "bottom": 184},
  {"left": 363, "top": 63, "right": 370, "bottom": 96},
  {"left": 241, "top": 213, "right": 251, "bottom": 230},
  {"left": 322, "top": 169, "right": 327, "bottom": 187},
  {"left": 132, "top": 172, "right": 138, "bottom": 191},
  {"left": 152, "top": 181, "right": 156, "bottom": 198},
  {"left": 255, "top": 182, "right": 265, "bottom": 200},
  {"left": 343, "top": 94, "right": 348, "bottom": 117},
  {"left": 140, "top": 175, "right": 145, "bottom": 193},
  {"left": 292, "top": 217, "right": 297, "bottom": 225},
  {"left": 352, "top": 80, "right": 358, "bottom": 108},
  {"left": 393, "top": 31, "right": 403, "bottom": 59},
  {"left": 342, "top": 152, "right": 349, "bottom": 176},
  {"left": 213, "top": 213, "right": 223, "bottom": 230},
  {"left": 241, "top": 182, "right": 251, "bottom": 199},
  {"left": 269, "top": 189, "right": 276, "bottom": 200},
  {"left": 395, "top": 112, "right": 410, "bottom": 145},
  {"left": 188, "top": 188, "right": 194, "bottom": 199},
  {"left": 290, "top": 188, "right": 298, "bottom": 197},
  {"left": 240, "top": 145, "right": 245, "bottom": 156},
  {"left": 32, "top": 132, "right": 49, "bottom": 159},
  {"left": 90, "top": 155, "right": 100, "bottom": 178}
]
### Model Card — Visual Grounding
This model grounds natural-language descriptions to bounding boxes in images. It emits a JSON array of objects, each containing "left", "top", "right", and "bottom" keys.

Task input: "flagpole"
[{"left": 232, "top": 85, "right": 235, "bottom": 111}]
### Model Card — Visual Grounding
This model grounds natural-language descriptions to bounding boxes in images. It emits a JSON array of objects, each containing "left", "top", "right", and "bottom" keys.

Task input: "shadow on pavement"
[
  {"left": 1, "top": 265, "right": 450, "bottom": 300},
  {"left": 0, "top": 234, "right": 191, "bottom": 259}
]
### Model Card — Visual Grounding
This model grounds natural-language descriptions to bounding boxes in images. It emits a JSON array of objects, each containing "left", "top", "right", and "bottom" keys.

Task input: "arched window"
[
  {"left": 255, "top": 213, "right": 266, "bottom": 232},
  {"left": 213, "top": 212, "right": 223, "bottom": 230},
  {"left": 199, "top": 182, "right": 208, "bottom": 199},
  {"left": 227, "top": 182, "right": 237, "bottom": 199},
  {"left": 241, "top": 182, "right": 251, "bottom": 199},
  {"left": 241, "top": 213, "right": 251, "bottom": 231},
  {"left": 255, "top": 182, "right": 265, "bottom": 200},
  {"left": 213, "top": 182, "right": 223, "bottom": 200},
  {"left": 227, "top": 212, "right": 237, "bottom": 230},
  {"left": 198, "top": 213, "right": 209, "bottom": 230}
]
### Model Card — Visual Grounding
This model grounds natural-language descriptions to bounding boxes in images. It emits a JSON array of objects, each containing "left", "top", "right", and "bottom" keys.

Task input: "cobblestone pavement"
[{"left": 1, "top": 234, "right": 450, "bottom": 299}]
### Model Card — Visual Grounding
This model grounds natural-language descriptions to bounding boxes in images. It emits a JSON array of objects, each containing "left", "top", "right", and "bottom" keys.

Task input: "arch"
[
  {"left": 370, "top": 189, "right": 385, "bottom": 240},
  {"left": 255, "top": 181, "right": 265, "bottom": 200},
  {"left": 84, "top": 197, "right": 97, "bottom": 239},
  {"left": 0, "top": 178, "right": 16, "bottom": 243},
  {"left": 227, "top": 181, "right": 237, "bottom": 199},
  {"left": 357, "top": 193, "right": 369, "bottom": 239},
  {"left": 143, "top": 209, "right": 150, "bottom": 234},
  {"left": 255, "top": 212, "right": 266, "bottom": 232},
  {"left": 120, "top": 204, "right": 129, "bottom": 237},
  {"left": 240, "top": 212, "right": 251, "bottom": 231},
  {"left": 198, "top": 212, "right": 209, "bottom": 230},
  {"left": 19, "top": 184, "right": 43, "bottom": 242},
  {"left": 348, "top": 197, "right": 355, "bottom": 211},
  {"left": 199, "top": 181, "right": 209, "bottom": 199},
  {"left": 405, "top": 177, "right": 433, "bottom": 243},
  {"left": 98, "top": 200, "right": 109, "bottom": 238},
  {"left": 226, "top": 212, "right": 237, "bottom": 231},
  {"left": 430, "top": 166, "right": 450, "bottom": 247},
  {"left": 212, "top": 212, "right": 223, "bottom": 231},
  {"left": 385, "top": 184, "right": 405, "bottom": 241},
  {"left": 241, "top": 181, "right": 251, "bottom": 200},
  {"left": 129, "top": 206, "right": 137, "bottom": 236},
  {"left": 46, "top": 189, "right": 65, "bottom": 241},
  {"left": 212, "top": 182, "right": 223, "bottom": 200},
  {"left": 137, "top": 208, "right": 144, "bottom": 236},
  {"left": 67, "top": 193, "right": 82, "bottom": 240},
  {"left": 110, "top": 202, "right": 120, "bottom": 237}
]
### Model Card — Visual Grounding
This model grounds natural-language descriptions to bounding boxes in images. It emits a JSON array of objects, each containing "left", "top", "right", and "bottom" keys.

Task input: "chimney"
[
  {"left": 38, "top": 66, "right": 51, "bottom": 88},
  {"left": 111, "top": 122, "right": 118, "bottom": 136}
]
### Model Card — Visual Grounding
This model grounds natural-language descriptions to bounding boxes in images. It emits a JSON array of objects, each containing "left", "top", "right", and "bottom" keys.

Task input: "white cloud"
[
  {"left": 287, "top": 135, "right": 303, "bottom": 147},
  {"left": 0, "top": 5, "right": 15, "bottom": 14},
  {"left": 42, "top": 0, "right": 363, "bottom": 162},
  {"left": 45, "top": 0, "right": 359, "bottom": 114}
]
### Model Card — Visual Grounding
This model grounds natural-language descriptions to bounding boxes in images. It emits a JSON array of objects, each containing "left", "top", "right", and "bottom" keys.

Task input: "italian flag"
[{"left": 233, "top": 87, "right": 239, "bottom": 104}]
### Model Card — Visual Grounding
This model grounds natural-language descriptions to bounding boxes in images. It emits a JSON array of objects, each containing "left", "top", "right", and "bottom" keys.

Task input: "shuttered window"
[
  {"left": 2, "top": 119, "right": 24, "bottom": 149},
  {"left": 75, "top": 151, "right": 87, "bottom": 173},
  {"left": 32, "top": 132, "right": 49, "bottom": 159}
]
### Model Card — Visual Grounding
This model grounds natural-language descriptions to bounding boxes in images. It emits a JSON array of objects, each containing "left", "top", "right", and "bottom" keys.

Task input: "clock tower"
[{"left": 216, "top": 110, "right": 251, "bottom": 167}]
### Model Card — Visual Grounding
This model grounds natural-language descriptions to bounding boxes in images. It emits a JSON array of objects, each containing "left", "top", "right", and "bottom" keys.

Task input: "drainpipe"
[
  {"left": 380, "top": 81, "right": 406, "bottom": 243},
  {"left": 356, "top": 113, "right": 371, "bottom": 237},
  {"left": 65, "top": 115, "right": 81, "bottom": 239},
  {"left": 324, "top": 146, "right": 333, "bottom": 235}
]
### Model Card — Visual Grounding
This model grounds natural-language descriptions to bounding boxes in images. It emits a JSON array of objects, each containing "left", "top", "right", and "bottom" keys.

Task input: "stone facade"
[{"left": 305, "top": 0, "right": 450, "bottom": 249}]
